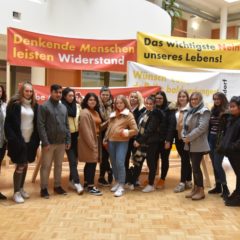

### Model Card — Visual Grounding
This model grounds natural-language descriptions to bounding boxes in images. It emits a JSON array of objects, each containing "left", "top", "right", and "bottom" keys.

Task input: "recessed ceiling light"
[{"left": 224, "top": 0, "right": 240, "bottom": 3}]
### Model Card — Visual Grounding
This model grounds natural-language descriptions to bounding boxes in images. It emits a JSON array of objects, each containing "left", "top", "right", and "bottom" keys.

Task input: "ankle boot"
[
  {"left": 208, "top": 183, "right": 222, "bottom": 194},
  {"left": 221, "top": 184, "right": 230, "bottom": 200},
  {"left": 192, "top": 187, "right": 205, "bottom": 200},
  {"left": 185, "top": 185, "right": 197, "bottom": 198}
]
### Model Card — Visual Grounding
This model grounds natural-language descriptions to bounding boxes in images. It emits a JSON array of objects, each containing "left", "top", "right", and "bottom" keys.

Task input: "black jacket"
[
  {"left": 4, "top": 102, "right": 40, "bottom": 164},
  {"left": 132, "top": 106, "right": 146, "bottom": 125},
  {"left": 135, "top": 109, "right": 165, "bottom": 144},
  {"left": 217, "top": 115, "right": 240, "bottom": 157}
]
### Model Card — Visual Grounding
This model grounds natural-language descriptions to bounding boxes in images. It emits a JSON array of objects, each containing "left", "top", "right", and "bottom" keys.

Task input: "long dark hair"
[
  {"left": 0, "top": 85, "right": 6, "bottom": 102},
  {"left": 155, "top": 91, "right": 168, "bottom": 109},
  {"left": 211, "top": 92, "right": 229, "bottom": 115},
  {"left": 81, "top": 92, "right": 100, "bottom": 111}
]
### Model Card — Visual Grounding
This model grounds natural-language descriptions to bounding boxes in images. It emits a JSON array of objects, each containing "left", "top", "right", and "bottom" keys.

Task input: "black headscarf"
[{"left": 61, "top": 87, "right": 77, "bottom": 118}]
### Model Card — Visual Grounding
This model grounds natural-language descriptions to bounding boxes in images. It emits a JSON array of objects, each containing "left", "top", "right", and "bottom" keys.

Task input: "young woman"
[
  {"left": 0, "top": 85, "right": 7, "bottom": 200},
  {"left": 98, "top": 86, "right": 113, "bottom": 186},
  {"left": 62, "top": 87, "right": 83, "bottom": 195},
  {"left": 217, "top": 96, "right": 240, "bottom": 207},
  {"left": 173, "top": 90, "right": 192, "bottom": 193},
  {"left": 208, "top": 92, "right": 230, "bottom": 198},
  {"left": 125, "top": 91, "right": 145, "bottom": 175},
  {"left": 183, "top": 92, "right": 210, "bottom": 201},
  {"left": 155, "top": 91, "right": 176, "bottom": 189},
  {"left": 5, "top": 82, "right": 39, "bottom": 203},
  {"left": 128, "top": 96, "right": 164, "bottom": 193},
  {"left": 78, "top": 93, "right": 102, "bottom": 196},
  {"left": 104, "top": 95, "right": 138, "bottom": 197}
]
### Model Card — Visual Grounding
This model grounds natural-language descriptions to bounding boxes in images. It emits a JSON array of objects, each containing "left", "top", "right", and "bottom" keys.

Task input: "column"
[{"left": 220, "top": 5, "right": 228, "bottom": 40}]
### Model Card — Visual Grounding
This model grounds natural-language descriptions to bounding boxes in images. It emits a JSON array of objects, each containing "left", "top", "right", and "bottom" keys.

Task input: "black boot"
[
  {"left": 221, "top": 184, "right": 230, "bottom": 200},
  {"left": 225, "top": 194, "right": 240, "bottom": 207},
  {"left": 208, "top": 183, "right": 222, "bottom": 194}
]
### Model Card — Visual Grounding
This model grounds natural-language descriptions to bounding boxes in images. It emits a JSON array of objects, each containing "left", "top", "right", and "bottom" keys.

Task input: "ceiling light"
[
  {"left": 224, "top": 0, "right": 240, "bottom": 3},
  {"left": 191, "top": 21, "right": 199, "bottom": 31}
]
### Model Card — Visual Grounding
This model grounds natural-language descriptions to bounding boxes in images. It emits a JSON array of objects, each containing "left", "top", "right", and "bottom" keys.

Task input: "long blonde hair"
[
  {"left": 129, "top": 91, "right": 145, "bottom": 110},
  {"left": 114, "top": 95, "right": 130, "bottom": 110}
]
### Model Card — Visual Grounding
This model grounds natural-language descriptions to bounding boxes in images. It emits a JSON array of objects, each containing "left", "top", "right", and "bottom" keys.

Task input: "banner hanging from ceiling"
[
  {"left": 137, "top": 32, "right": 240, "bottom": 70},
  {"left": 8, "top": 28, "right": 136, "bottom": 72}
]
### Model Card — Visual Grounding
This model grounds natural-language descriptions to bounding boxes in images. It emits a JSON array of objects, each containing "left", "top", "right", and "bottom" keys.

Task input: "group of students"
[{"left": 0, "top": 82, "right": 239, "bottom": 207}]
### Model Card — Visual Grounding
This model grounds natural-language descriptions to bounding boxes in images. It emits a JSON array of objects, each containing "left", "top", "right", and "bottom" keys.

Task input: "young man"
[{"left": 38, "top": 84, "right": 71, "bottom": 199}]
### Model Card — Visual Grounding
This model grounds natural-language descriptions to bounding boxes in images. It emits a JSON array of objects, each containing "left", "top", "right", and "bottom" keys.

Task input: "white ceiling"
[{"left": 177, "top": 0, "right": 240, "bottom": 17}]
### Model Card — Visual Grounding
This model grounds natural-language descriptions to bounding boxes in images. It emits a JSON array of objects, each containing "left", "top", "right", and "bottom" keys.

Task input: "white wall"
[{"left": 0, "top": 0, "right": 171, "bottom": 39}]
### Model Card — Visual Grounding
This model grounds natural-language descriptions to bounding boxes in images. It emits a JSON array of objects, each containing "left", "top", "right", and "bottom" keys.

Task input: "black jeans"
[
  {"left": 0, "top": 143, "right": 6, "bottom": 167},
  {"left": 228, "top": 154, "right": 240, "bottom": 194},
  {"left": 175, "top": 133, "right": 192, "bottom": 182},
  {"left": 84, "top": 162, "right": 97, "bottom": 186},
  {"left": 189, "top": 152, "right": 204, "bottom": 187},
  {"left": 129, "top": 142, "right": 159, "bottom": 186},
  {"left": 66, "top": 132, "right": 80, "bottom": 184},
  {"left": 99, "top": 145, "right": 111, "bottom": 178},
  {"left": 158, "top": 141, "right": 171, "bottom": 180}
]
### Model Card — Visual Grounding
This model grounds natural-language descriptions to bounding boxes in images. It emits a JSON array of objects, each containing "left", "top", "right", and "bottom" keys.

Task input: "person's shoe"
[
  {"left": 142, "top": 185, "right": 155, "bottom": 193},
  {"left": 107, "top": 169, "right": 113, "bottom": 184},
  {"left": 40, "top": 188, "right": 50, "bottom": 199},
  {"left": 20, "top": 188, "right": 30, "bottom": 199},
  {"left": 208, "top": 183, "right": 222, "bottom": 194},
  {"left": 88, "top": 186, "right": 103, "bottom": 196},
  {"left": 54, "top": 186, "right": 67, "bottom": 195},
  {"left": 125, "top": 183, "right": 134, "bottom": 191},
  {"left": 0, "top": 192, "right": 7, "bottom": 200},
  {"left": 156, "top": 179, "right": 165, "bottom": 189},
  {"left": 174, "top": 182, "right": 185, "bottom": 193},
  {"left": 185, "top": 181, "right": 192, "bottom": 189},
  {"left": 74, "top": 183, "right": 84, "bottom": 195},
  {"left": 221, "top": 184, "right": 230, "bottom": 200},
  {"left": 185, "top": 185, "right": 197, "bottom": 198},
  {"left": 114, "top": 185, "right": 124, "bottom": 197},
  {"left": 13, "top": 192, "right": 24, "bottom": 204},
  {"left": 98, "top": 177, "right": 110, "bottom": 187},
  {"left": 225, "top": 194, "right": 240, "bottom": 207},
  {"left": 224, "top": 190, "right": 238, "bottom": 202},
  {"left": 134, "top": 180, "right": 141, "bottom": 187},
  {"left": 111, "top": 183, "right": 120, "bottom": 192},
  {"left": 192, "top": 187, "right": 205, "bottom": 200}
]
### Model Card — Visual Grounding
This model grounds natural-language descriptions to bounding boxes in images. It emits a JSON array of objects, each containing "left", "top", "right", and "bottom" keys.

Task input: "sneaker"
[
  {"left": 174, "top": 183, "right": 185, "bottom": 193},
  {"left": 142, "top": 185, "right": 155, "bottom": 193},
  {"left": 111, "top": 183, "right": 120, "bottom": 192},
  {"left": 98, "top": 177, "right": 110, "bottom": 187},
  {"left": 74, "top": 183, "right": 84, "bottom": 195},
  {"left": 40, "top": 188, "right": 50, "bottom": 199},
  {"left": 156, "top": 179, "right": 165, "bottom": 189},
  {"left": 125, "top": 183, "right": 134, "bottom": 191},
  {"left": 134, "top": 180, "right": 141, "bottom": 187},
  {"left": 20, "top": 188, "right": 30, "bottom": 199},
  {"left": 13, "top": 192, "right": 24, "bottom": 203},
  {"left": 0, "top": 192, "right": 7, "bottom": 200},
  {"left": 114, "top": 185, "right": 124, "bottom": 197},
  {"left": 54, "top": 186, "right": 67, "bottom": 195},
  {"left": 185, "top": 181, "right": 193, "bottom": 189},
  {"left": 88, "top": 186, "right": 103, "bottom": 196},
  {"left": 107, "top": 169, "right": 113, "bottom": 184}
]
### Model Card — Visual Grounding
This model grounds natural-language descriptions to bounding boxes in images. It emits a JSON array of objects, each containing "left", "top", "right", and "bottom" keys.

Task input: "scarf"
[
  {"left": 99, "top": 97, "right": 113, "bottom": 122},
  {"left": 131, "top": 110, "right": 151, "bottom": 166},
  {"left": 61, "top": 99, "right": 76, "bottom": 117}
]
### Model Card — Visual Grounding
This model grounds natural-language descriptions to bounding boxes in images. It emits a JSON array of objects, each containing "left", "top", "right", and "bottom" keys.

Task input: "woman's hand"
[
  {"left": 182, "top": 136, "right": 190, "bottom": 144},
  {"left": 133, "top": 140, "right": 140, "bottom": 148},
  {"left": 164, "top": 141, "right": 171, "bottom": 150}
]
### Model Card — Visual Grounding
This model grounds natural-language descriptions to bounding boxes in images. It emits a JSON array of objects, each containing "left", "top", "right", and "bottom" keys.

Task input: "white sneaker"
[
  {"left": 114, "top": 185, "right": 124, "bottom": 197},
  {"left": 142, "top": 185, "right": 155, "bottom": 193},
  {"left": 13, "top": 192, "right": 25, "bottom": 203},
  {"left": 111, "top": 183, "right": 120, "bottom": 192},
  {"left": 74, "top": 183, "right": 84, "bottom": 195},
  {"left": 20, "top": 188, "right": 30, "bottom": 199},
  {"left": 174, "top": 183, "right": 185, "bottom": 193},
  {"left": 125, "top": 183, "right": 134, "bottom": 191}
]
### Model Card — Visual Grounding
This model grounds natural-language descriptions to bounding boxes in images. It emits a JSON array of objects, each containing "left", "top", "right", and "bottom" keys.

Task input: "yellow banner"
[{"left": 137, "top": 32, "right": 240, "bottom": 70}]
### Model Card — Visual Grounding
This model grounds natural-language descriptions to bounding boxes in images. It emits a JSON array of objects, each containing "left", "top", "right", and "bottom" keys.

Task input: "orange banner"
[
  {"left": 33, "top": 85, "right": 161, "bottom": 104},
  {"left": 8, "top": 28, "right": 136, "bottom": 72}
]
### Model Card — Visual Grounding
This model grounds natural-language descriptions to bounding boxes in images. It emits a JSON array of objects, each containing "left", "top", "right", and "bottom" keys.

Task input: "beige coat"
[
  {"left": 78, "top": 108, "right": 99, "bottom": 163},
  {"left": 104, "top": 108, "right": 138, "bottom": 142}
]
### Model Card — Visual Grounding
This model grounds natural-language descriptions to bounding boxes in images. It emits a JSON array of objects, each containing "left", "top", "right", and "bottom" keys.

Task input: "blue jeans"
[
  {"left": 108, "top": 141, "right": 129, "bottom": 184},
  {"left": 208, "top": 133, "right": 227, "bottom": 184}
]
